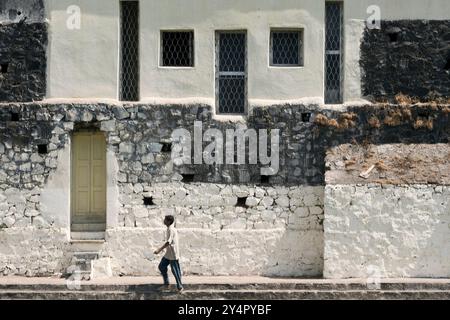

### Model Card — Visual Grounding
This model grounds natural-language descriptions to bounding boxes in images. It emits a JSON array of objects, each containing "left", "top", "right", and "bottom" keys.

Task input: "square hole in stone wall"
[
  {"left": 445, "top": 57, "right": 450, "bottom": 71},
  {"left": 181, "top": 174, "right": 195, "bottom": 183},
  {"left": 143, "top": 197, "right": 154, "bottom": 206},
  {"left": 38, "top": 144, "right": 48, "bottom": 155},
  {"left": 10, "top": 112, "right": 19, "bottom": 121},
  {"left": 0, "top": 63, "right": 8, "bottom": 74},
  {"left": 387, "top": 32, "right": 399, "bottom": 43},
  {"left": 161, "top": 142, "right": 172, "bottom": 153},
  {"left": 260, "top": 175, "right": 270, "bottom": 184},
  {"left": 236, "top": 197, "right": 248, "bottom": 208},
  {"left": 301, "top": 112, "right": 311, "bottom": 122}
]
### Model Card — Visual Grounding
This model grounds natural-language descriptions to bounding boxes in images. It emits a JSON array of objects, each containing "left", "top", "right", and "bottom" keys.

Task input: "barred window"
[
  {"left": 325, "top": 2, "right": 344, "bottom": 104},
  {"left": 216, "top": 31, "right": 247, "bottom": 114},
  {"left": 119, "top": 1, "right": 140, "bottom": 102},
  {"left": 161, "top": 31, "right": 194, "bottom": 67},
  {"left": 270, "top": 30, "right": 303, "bottom": 66}
]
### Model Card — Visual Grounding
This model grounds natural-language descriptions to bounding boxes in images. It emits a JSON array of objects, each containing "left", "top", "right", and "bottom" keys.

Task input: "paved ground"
[
  {"left": 2, "top": 277, "right": 450, "bottom": 299},
  {"left": 1, "top": 275, "right": 450, "bottom": 285}
]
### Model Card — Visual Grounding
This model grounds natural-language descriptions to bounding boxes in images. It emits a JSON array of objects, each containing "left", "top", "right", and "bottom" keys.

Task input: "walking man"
[{"left": 154, "top": 215, "right": 183, "bottom": 292}]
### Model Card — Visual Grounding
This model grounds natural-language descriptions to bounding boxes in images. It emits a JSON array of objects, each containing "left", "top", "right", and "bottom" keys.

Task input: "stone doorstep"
[{"left": 70, "top": 232, "right": 106, "bottom": 241}]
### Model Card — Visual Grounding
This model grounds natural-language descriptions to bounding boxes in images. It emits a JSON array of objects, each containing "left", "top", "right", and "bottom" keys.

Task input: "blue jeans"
[{"left": 158, "top": 257, "right": 183, "bottom": 289}]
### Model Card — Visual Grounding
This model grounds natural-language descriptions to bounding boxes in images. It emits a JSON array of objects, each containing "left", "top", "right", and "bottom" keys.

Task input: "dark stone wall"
[
  {"left": 0, "top": 21, "right": 47, "bottom": 102},
  {"left": 0, "top": 0, "right": 45, "bottom": 23},
  {"left": 361, "top": 20, "right": 450, "bottom": 102},
  {"left": 0, "top": 103, "right": 448, "bottom": 190}
]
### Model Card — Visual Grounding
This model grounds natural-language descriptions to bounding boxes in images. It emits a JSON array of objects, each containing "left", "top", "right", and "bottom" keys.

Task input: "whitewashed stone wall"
[
  {"left": 0, "top": 228, "right": 69, "bottom": 276},
  {"left": 104, "top": 184, "right": 324, "bottom": 277},
  {"left": 324, "top": 184, "right": 450, "bottom": 279},
  {"left": 0, "top": 181, "right": 324, "bottom": 277}
]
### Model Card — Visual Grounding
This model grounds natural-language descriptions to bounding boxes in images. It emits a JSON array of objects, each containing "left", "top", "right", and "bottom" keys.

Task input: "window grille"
[
  {"left": 325, "top": 2, "right": 343, "bottom": 104},
  {"left": 119, "top": 1, "right": 140, "bottom": 101},
  {"left": 216, "top": 31, "right": 247, "bottom": 114},
  {"left": 161, "top": 31, "right": 194, "bottom": 67},
  {"left": 270, "top": 30, "right": 303, "bottom": 66}
]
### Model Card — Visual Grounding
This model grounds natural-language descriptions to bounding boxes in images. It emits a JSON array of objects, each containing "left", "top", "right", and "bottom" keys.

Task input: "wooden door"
[{"left": 71, "top": 132, "right": 106, "bottom": 230}]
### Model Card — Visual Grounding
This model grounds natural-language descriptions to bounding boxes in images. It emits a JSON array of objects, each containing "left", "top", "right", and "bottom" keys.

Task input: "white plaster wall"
[
  {"left": 45, "top": 0, "right": 450, "bottom": 102},
  {"left": 106, "top": 148, "right": 120, "bottom": 229},
  {"left": 45, "top": 0, "right": 119, "bottom": 99},
  {"left": 140, "top": 0, "right": 324, "bottom": 105},
  {"left": 324, "top": 184, "right": 450, "bottom": 279},
  {"left": 40, "top": 141, "right": 71, "bottom": 229}
]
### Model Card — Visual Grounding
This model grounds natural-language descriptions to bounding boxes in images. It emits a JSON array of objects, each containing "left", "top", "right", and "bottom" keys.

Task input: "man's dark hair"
[{"left": 165, "top": 215, "right": 175, "bottom": 226}]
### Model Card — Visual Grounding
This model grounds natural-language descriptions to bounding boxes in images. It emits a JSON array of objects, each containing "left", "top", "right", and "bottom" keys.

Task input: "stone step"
[
  {"left": 71, "top": 224, "right": 106, "bottom": 232},
  {"left": 1, "top": 289, "right": 450, "bottom": 300},
  {"left": 72, "top": 252, "right": 99, "bottom": 260},
  {"left": 71, "top": 232, "right": 106, "bottom": 241},
  {"left": 2, "top": 277, "right": 450, "bottom": 300},
  {"left": 2, "top": 281, "right": 450, "bottom": 292},
  {"left": 66, "top": 252, "right": 101, "bottom": 280}
]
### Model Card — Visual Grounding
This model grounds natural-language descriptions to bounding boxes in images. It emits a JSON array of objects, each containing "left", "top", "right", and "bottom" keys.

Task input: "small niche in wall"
[
  {"left": 10, "top": 112, "right": 19, "bottom": 121},
  {"left": 181, "top": 174, "right": 195, "bottom": 183},
  {"left": 260, "top": 175, "right": 270, "bottom": 184},
  {"left": 143, "top": 197, "right": 154, "bottom": 206},
  {"left": 0, "top": 63, "right": 8, "bottom": 74},
  {"left": 418, "top": 111, "right": 430, "bottom": 118},
  {"left": 445, "top": 57, "right": 450, "bottom": 71},
  {"left": 161, "top": 142, "right": 172, "bottom": 153},
  {"left": 37, "top": 144, "right": 48, "bottom": 155},
  {"left": 301, "top": 112, "right": 311, "bottom": 122},
  {"left": 236, "top": 197, "right": 248, "bottom": 208},
  {"left": 387, "top": 32, "right": 399, "bottom": 43}
]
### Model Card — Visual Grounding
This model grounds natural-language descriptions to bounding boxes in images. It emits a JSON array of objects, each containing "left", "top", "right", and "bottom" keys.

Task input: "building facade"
[{"left": 0, "top": 0, "right": 449, "bottom": 278}]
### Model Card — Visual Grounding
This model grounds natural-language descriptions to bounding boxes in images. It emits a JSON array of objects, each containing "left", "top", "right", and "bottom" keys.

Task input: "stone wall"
[
  {"left": 324, "top": 184, "right": 450, "bottom": 278},
  {"left": 103, "top": 183, "right": 324, "bottom": 276},
  {"left": 0, "top": 102, "right": 329, "bottom": 277},
  {"left": 361, "top": 20, "right": 450, "bottom": 102},
  {"left": 0, "top": 183, "right": 324, "bottom": 277},
  {"left": 0, "top": 102, "right": 448, "bottom": 277},
  {"left": 0, "top": 0, "right": 47, "bottom": 102},
  {"left": 0, "top": 228, "right": 70, "bottom": 276},
  {"left": 0, "top": 102, "right": 448, "bottom": 190}
]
